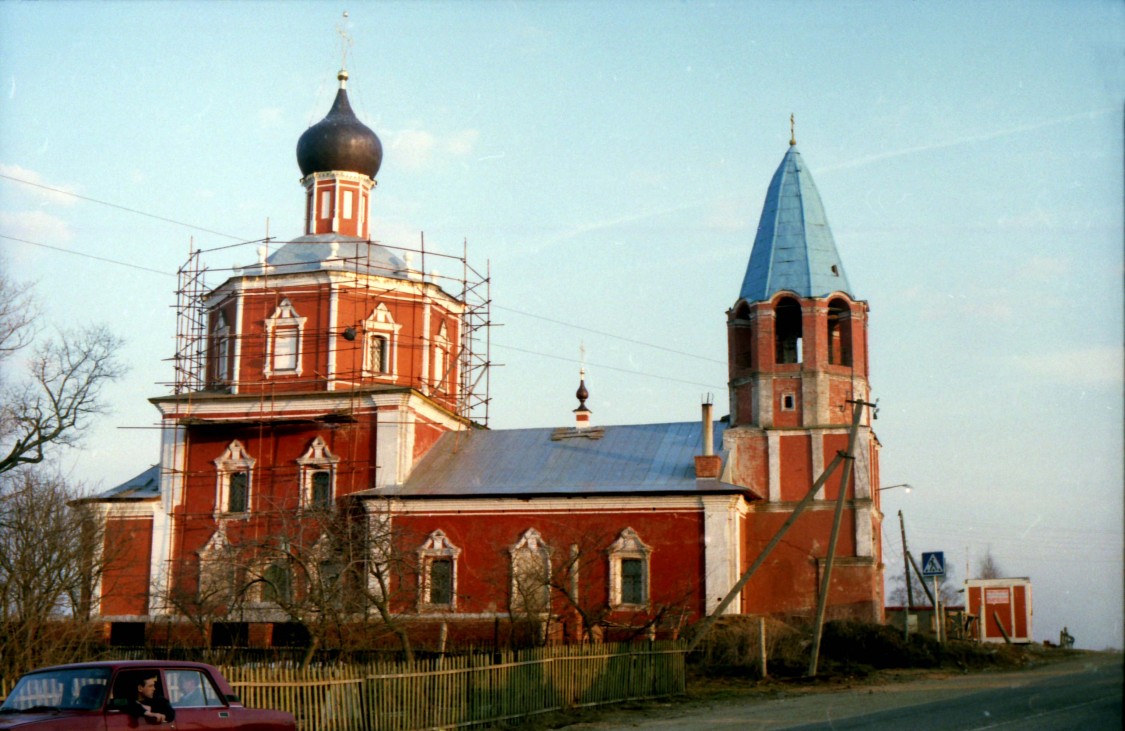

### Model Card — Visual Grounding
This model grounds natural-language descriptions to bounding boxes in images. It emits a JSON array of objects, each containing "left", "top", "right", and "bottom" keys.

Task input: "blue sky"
[{"left": 1, "top": 1, "right": 1121, "bottom": 649}]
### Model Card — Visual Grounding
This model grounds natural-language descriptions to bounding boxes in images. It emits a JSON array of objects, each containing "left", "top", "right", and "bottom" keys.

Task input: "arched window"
[
  {"left": 363, "top": 303, "right": 402, "bottom": 378},
  {"left": 775, "top": 297, "right": 803, "bottom": 364},
  {"left": 433, "top": 322, "right": 451, "bottom": 391},
  {"left": 731, "top": 302, "right": 754, "bottom": 369},
  {"left": 210, "top": 312, "right": 231, "bottom": 385},
  {"left": 263, "top": 299, "right": 306, "bottom": 378},
  {"left": 296, "top": 436, "right": 340, "bottom": 511},
  {"left": 417, "top": 530, "right": 461, "bottom": 611},
  {"left": 196, "top": 527, "right": 237, "bottom": 605},
  {"left": 608, "top": 528, "right": 652, "bottom": 608},
  {"left": 261, "top": 562, "right": 292, "bottom": 605},
  {"left": 827, "top": 299, "right": 852, "bottom": 366},
  {"left": 213, "top": 441, "right": 255, "bottom": 516}
]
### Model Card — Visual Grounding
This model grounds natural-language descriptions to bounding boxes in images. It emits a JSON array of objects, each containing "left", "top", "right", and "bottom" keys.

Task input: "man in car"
[{"left": 127, "top": 673, "right": 176, "bottom": 724}]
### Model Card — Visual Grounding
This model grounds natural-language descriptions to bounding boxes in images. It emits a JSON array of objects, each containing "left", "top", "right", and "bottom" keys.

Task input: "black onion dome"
[{"left": 296, "top": 72, "right": 383, "bottom": 179}]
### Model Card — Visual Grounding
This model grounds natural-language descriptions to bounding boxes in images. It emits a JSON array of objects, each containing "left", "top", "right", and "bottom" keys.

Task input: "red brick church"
[{"left": 89, "top": 68, "right": 884, "bottom": 649}]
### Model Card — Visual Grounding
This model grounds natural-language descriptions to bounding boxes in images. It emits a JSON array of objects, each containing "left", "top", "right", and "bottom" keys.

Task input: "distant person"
[
  {"left": 176, "top": 674, "right": 204, "bottom": 706},
  {"left": 128, "top": 674, "right": 175, "bottom": 724}
]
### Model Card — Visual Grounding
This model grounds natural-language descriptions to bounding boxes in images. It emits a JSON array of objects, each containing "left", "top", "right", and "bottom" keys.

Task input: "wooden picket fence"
[{"left": 222, "top": 642, "right": 686, "bottom": 731}]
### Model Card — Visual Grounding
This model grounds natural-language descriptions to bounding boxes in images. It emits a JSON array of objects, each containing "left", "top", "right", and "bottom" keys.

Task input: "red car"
[{"left": 0, "top": 660, "right": 295, "bottom": 729}]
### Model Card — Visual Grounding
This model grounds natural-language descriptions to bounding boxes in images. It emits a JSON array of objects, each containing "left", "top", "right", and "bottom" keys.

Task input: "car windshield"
[{"left": 0, "top": 668, "right": 111, "bottom": 712}]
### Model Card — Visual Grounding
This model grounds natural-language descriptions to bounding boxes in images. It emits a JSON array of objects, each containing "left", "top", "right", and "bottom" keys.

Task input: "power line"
[
  {"left": 494, "top": 341, "right": 724, "bottom": 390},
  {"left": 3, "top": 172, "right": 731, "bottom": 388},
  {"left": 494, "top": 303, "right": 726, "bottom": 365},
  {"left": 0, "top": 233, "right": 174, "bottom": 276},
  {"left": 0, "top": 172, "right": 247, "bottom": 241}
]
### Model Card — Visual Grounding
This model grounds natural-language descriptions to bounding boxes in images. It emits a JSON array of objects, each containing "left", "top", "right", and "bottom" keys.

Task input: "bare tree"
[
  {"left": 888, "top": 562, "right": 960, "bottom": 607},
  {"left": 0, "top": 271, "right": 38, "bottom": 362},
  {"left": 174, "top": 497, "right": 417, "bottom": 665},
  {"left": 976, "top": 549, "right": 1005, "bottom": 579},
  {"left": 538, "top": 525, "right": 694, "bottom": 644},
  {"left": 0, "top": 468, "right": 114, "bottom": 678},
  {"left": 0, "top": 273, "right": 125, "bottom": 474},
  {"left": 160, "top": 541, "right": 249, "bottom": 651},
  {"left": 355, "top": 501, "right": 416, "bottom": 661}
]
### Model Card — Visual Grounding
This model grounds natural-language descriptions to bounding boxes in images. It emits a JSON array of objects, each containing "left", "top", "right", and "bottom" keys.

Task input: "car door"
[
  {"left": 163, "top": 668, "right": 238, "bottom": 731},
  {"left": 103, "top": 667, "right": 172, "bottom": 731}
]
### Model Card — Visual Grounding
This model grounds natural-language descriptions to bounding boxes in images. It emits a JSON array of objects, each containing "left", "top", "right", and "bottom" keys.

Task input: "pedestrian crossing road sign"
[{"left": 921, "top": 551, "right": 946, "bottom": 577}]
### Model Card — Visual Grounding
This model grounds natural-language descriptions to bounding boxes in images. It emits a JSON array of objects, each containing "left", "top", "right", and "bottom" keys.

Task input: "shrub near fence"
[{"left": 223, "top": 642, "right": 686, "bottom": 731}]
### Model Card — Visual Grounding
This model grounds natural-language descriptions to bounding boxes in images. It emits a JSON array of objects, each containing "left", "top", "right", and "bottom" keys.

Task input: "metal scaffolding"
[{"left": 168, "top": 236, "right": 492, "bottom": 427}]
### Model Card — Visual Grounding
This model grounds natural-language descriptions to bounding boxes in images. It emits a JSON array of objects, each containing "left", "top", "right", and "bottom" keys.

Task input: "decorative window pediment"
[
  {"left": 297, "top": 436, "right": 340, "bottom": 510},
  {"left": 509, "top": 528, "right": 551, "bottom": 616},
  {"left": 607, "top": 527, "right": 652, "bottom": 609},
  {"left": 214, "top": 440, "right": 255, "bottom": 517},
  {"left": 264, "top": 298, "right": 306, "bottom": 377},
  {"left": 363, "top": 303, "right": 402, "bottom": 378},
  {"left": 196, "top": 527, "right": 237, "bottom": 604},
  {"left": 417, "top": 529, "right": 460, "bottom": 611}
]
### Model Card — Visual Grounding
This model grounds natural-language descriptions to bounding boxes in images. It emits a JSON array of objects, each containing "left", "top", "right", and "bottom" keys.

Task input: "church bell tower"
[{"left": 723, "top": 128, "right": 883, "bottom": 620}]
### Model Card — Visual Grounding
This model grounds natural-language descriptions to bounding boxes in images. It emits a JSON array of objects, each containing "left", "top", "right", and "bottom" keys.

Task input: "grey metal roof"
[
  {"left": 384, "top": 421, "right": 750, "bottom": 498},
  {"left": 96, "top": 464, "right": 161, "bottom": 500},
  {"left": 739, "top": 145, "right": 852, "bottom": 302}
]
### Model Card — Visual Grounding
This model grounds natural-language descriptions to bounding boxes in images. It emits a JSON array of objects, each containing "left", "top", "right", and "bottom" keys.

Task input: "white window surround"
[
  {"left": 433, "top": 322, "right": 451, "bottom": 391},
  {"left": 342, "top": 190, "right": 354, "bottom": 220},
  {"left": 296, "top": 436, "right": 341, "bottom": 510},
  {"left": 607, "top": 527, "right": 652, "bottom": 609},
  {"left": 363, "top": 303, "right": 402, "bottom": 378},
  {"left": 213, "top": 440, "right": 255, "bottom": 518},
  {"left": 509, "top": 528, "right": 552, "bottom": 616},
  {"left": 417, "top": 529, "right": 461, "bottom": 612},
  {"left": 263, "top": 299, "right": 307, "bottom": 378},
  {"left": 212, "top": 312, "right": 231, "bottom": 383},
  {"left": 196, "top": 526, "right": 237, "bottom": 603}
]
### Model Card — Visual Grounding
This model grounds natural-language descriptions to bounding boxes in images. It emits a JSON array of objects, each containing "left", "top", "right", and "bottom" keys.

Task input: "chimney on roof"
[
  {"left": 574, "top": 368, "right": 591, "bottom": 430},
  {"left": 695, "top": 396, "right": 721, "bottom": 479}
]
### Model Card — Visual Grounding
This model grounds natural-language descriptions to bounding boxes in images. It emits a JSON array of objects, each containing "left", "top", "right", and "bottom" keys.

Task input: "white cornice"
[
  {"left": 204, "top": 270, "right": 463, "bottom": 312},
  {"left": 371, "top": 495, "right": 734, "bottom": 514},
  {"left": 152, "top": 389, "right": 466, "bottom": 431},
  {"left": 301, "top": 170, "right": 374, "bottom": 186},
  {"left": 104, "top": 502, "right": 159, "bottom": 517}
]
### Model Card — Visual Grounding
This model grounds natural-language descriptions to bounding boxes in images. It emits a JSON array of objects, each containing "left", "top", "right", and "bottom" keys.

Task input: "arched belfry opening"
[
  {"left": 827, "top": 298, "right": 852, "bottom": 366},
  {"left": 774, "top": 297, "right": 803, "bottom": 364},
  {"left": 731, "top": 301, "right": 754, "bottom": 369}
]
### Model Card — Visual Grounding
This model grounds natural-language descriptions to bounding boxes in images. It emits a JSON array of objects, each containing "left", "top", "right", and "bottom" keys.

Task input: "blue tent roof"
[{"left": 739, "top": 145, "right": 851, "bottom": 302}]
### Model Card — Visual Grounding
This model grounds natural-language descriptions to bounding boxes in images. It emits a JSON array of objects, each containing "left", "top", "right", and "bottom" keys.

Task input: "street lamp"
[{"left": 879, "top": 483, "right": 912, "bottom": 493}]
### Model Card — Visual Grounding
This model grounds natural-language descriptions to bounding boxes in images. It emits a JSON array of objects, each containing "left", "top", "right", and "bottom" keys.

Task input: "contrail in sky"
[
  {"left": 819, "top": 108, "right": 1116, "bottom": 174},
  {"left": 522, "top": 107, "right": 1117, "bottom": 253}
]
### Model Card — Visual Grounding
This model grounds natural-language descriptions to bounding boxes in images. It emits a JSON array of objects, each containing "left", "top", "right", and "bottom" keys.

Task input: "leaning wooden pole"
[
  {"left": 686, "top": 451, "right": 846, "bottom": 653},
  {"left": 807, "top": 398, "right": 870, "bottom": 677}
]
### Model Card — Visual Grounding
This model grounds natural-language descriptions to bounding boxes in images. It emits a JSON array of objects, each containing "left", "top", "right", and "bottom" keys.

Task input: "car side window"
[{"left": 167, "top": 669, "right": 224, "bottom": 708}]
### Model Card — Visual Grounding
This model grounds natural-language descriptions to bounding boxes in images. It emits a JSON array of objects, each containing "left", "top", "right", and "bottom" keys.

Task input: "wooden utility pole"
[
  {"left": 898, "top": 511, "right": 915, "bottom": 609},
  {"left": 807, "top": 399, "right": 871, "bottom": 677},
  {"left": 686, "top": 450, "right": 846, "bottom": 653}
]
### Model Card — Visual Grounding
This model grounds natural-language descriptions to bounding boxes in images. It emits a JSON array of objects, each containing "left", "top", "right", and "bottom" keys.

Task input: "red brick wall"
[
  {"left": 389, "top": 508, "right": 707, "bottom": 623},
  {"left": 100, "top": 516, "right": 153, "bottom": 616}
]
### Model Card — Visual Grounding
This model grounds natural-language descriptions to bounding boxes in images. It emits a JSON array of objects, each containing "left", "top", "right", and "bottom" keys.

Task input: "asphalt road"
[{"left": 560, "top": 652, "right": 1123, "bottom": 731}]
